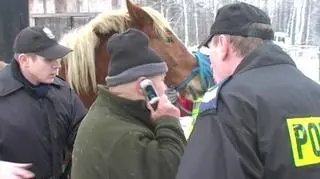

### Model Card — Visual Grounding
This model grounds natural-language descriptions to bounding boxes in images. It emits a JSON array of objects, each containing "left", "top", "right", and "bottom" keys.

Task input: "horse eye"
[{"left": 166, "top": 36, "right": 174, "bottom": 43}]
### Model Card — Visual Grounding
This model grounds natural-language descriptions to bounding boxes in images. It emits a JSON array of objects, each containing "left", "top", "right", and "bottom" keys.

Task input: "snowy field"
[{"left": 285, "top": 46, "right": 320, "bottom": 83}]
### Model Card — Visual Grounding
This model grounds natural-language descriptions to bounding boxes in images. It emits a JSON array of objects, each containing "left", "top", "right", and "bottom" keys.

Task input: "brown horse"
[{"left": 59, "top": 0, "right": 211, "bottom": 109}]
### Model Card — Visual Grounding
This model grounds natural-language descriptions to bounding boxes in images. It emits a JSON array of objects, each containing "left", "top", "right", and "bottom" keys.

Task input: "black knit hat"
[
  {"left": 105, "top": 28, "right": 168, "bottom": 86},
  {"left": 13, "top": 26, "right": 72, "bottom": 59},
  {"left": 200, "top": 2, "right": 274, "bottom": 47}
]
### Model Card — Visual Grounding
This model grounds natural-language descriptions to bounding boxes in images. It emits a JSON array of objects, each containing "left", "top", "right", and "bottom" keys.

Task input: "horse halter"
[
  {"left": 168, "top": 51, "right": 214, "bottom": 115},
  {"left": 175, "top": 51, "right": 213, "bottom": 93}
]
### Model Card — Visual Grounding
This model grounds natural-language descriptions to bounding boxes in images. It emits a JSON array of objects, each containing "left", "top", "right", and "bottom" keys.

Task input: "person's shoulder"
[
  {"left": 50, "top": 75, "right": 80, "bottom": 101},
  {"left": 220, "top": 74, "right": 257, "bottom": 98},
  {"left": 0, "top": 68, "right": 6, "bottom": 82},
  {"left": 52, "top": 75, "right": 68, "bottom": 87},
  {"left": 52, "top": 75, "right": 79, "bottom": 93},
  {"left": 0, "top": 64, "right": 11, "bottom": 78},
  {"left": 0, "top": 66, "right": 11, "bottom": 87},
  {"left": 0, "top": 65, "right": 23, "bottom": 96},
  {"left": 215, "top": 77, "right": 259, "bottom": 113}
]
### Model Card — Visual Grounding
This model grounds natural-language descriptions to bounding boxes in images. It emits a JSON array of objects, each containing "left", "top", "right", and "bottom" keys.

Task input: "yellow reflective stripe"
[
  {"left": 287, "top": 117, "right": 320, "bottom": 167},
  {"left": 192, "top": 98, "right": 202, "bottom": 119},
  {"left": 192, "top": 109, "right": 199, "bottom": 118},
  {"left": 186, "top": 125, "right": 194, "bottom": 139},
  {"left": 185, "top": 98, "right": 203, "bottom": 139}
]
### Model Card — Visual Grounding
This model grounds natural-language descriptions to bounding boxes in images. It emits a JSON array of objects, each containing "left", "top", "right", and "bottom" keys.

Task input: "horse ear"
[{"left": 126, "top": 0, "right": 154, "bottom": 35}]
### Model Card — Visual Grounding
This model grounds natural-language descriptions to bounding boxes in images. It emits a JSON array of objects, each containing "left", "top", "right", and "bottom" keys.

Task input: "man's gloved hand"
[{"left": 147, "top": 95, "right": 181, "bottom": 121}]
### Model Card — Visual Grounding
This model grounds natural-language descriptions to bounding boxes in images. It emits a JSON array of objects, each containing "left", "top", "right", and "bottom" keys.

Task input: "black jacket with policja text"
[{"left": 176, "top": 43, "right": 320, "bottom": 179}]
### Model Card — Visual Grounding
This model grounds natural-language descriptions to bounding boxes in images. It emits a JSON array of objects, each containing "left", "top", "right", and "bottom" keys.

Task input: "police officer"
[
  {"left": 177, "top": 2, "right": 320, "bottom": 179},
  {"left": 0, "top": 26, "right": 86, "bottom": 178}
]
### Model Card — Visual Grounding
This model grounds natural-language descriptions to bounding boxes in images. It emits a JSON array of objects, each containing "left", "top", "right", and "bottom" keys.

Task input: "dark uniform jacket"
[
  {"left": 177, "top": 43, "right": 320, "bottom": 179},
  {"left": 71, "top": 86, "right": 187, "bottom": 179},
  {"left": 0, "top": 61, "right": 86, "bottom": 178}
]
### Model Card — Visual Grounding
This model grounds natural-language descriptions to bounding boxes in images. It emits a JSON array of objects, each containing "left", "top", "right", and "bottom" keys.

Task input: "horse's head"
[
  {"left": 125, "top": 0, "right": 210, "bottom": 99},
  {"left": 59, "top": 0, "right": 211, "bottom": 108}
]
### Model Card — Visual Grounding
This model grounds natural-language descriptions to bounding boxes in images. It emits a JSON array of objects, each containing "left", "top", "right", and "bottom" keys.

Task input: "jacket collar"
[
  {"left": 0, "top": 62, "right": 65, "bottom": 97},
  {"left": 95, "top": 85, "right": 154, "bottom": 130},
  {"left": 233, "top": 43, "right": 296, "bottom": 76}
]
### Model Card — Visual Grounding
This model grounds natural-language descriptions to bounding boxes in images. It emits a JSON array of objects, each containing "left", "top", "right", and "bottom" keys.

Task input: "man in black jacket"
[
  {"left": 0, "top": 26, "right": 86, "bottom": 178},
  {"left": 177, "top": 2, "right": 320, "bottom": 179}
]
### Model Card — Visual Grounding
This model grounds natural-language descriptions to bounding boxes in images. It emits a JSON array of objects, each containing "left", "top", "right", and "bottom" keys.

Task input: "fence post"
[{"left": 0, "top": 0, "right": 29, "bottom": 62}]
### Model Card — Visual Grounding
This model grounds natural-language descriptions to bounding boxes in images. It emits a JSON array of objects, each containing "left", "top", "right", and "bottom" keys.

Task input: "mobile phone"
[{"left": 140, "top": 79, "right": 160, "bottom": 110}]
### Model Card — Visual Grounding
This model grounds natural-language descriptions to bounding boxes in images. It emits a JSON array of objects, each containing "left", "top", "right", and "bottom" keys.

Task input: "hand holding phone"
[
  {"left": 140, "top": 79, "right": 160, "bottom": 110},
  {"left": 140, "top": 79, "right": 180, "bottom": 120},
  {"left": 148, "top": 95, "right": 181, "bottom": 121}
]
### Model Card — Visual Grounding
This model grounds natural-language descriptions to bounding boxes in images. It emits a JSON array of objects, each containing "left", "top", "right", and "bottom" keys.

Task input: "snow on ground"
[{"left": 285, "top": 46, "right": 320, "bottom": 83}]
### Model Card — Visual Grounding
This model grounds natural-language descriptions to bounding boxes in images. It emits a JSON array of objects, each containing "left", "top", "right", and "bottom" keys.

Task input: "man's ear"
[
  {"left": 136, "top": 76, "right": 147, "bottom": 95},
  {"left": 219, "top": 35, "right": 229, "bottom": 61},
  {"left": 16, "top": 54, "right": 28, "bottom": 66}
]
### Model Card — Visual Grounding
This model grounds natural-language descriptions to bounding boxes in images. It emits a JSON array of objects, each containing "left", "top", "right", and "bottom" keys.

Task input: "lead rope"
[{"left": 166, "top": 86, "right": 201, "bottom": 116}]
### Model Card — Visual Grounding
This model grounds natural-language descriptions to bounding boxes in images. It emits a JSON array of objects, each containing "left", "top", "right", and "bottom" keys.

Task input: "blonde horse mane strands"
[{"left": 59, "top": 7, "right": 177, "bottom": 94}]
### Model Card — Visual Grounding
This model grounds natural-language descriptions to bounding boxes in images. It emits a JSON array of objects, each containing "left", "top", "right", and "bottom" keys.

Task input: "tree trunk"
[
  {"left": 43, "top": 0, "right": 47, "bottom": 13},
  {"left": 264, "top": 0, "right": 269, "bottom": 16},
  {"left": 301, "top": 0, "right": 311, "bottom": 44},
  {"left": 299, "top": 0, "right": 307, "bottom": 44},
  {"left": 111, "top": 0, "right": 120, "bottom": 10},
  {"left": 182, "top": 0, "right": 188, "bottom": 45},
  {"left": 290, "top": 7, "right": 297, "bottom": 44},
  {"left": 195, "top": 10, "right": 199, "bottom": 44},
  {"left": 160, "top": 0, "right": 164, "bottom": 15}
]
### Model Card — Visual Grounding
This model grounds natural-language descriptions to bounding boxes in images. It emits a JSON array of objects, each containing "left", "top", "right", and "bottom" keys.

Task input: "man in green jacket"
[{"left": 71, "top": 28, "right": 187, "bottom": 179}]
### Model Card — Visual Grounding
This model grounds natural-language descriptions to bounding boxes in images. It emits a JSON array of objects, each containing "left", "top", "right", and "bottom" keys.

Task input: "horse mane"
[{"left": 59, "top": 7, "right": 176, "bottom": 94}]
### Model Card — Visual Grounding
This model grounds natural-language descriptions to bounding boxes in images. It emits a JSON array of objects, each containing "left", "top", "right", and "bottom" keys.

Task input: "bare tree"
[
  {"left": 300, "top": 0, "right": 312, "bottom": 44},
  {"left": 159, "top": 0, "right": 165, "bottom": 15},
  {"left": 117, "top": 0, "right": 320, "bottom": 46},
  {"left": 111, "top": 0, "right": 120, "bottom": 10},
  {"left": 194, "top": 9, "right": 199, "bottom": 44},
  {"left": 182, "top": 0, "right": 189, "bottom": 45},
  {"left": 289, "top": 6, "right": 297, "bottom": 44},
  {"left": 43, "top": 0, "right": 47, "bottom": 13}
]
